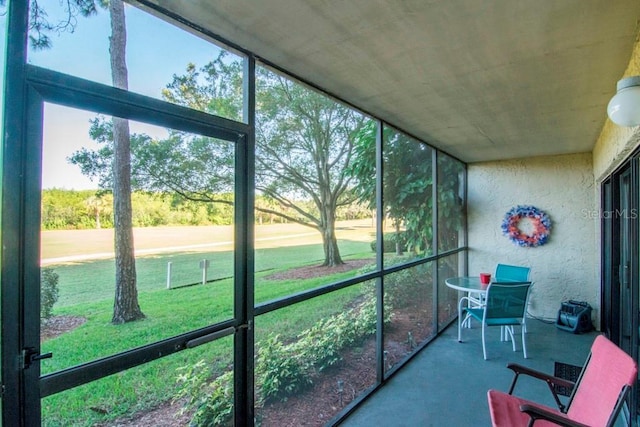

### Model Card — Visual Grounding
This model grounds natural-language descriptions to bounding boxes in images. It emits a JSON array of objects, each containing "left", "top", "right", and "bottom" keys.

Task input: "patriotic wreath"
[{"left": 501, "top": 205, "right": 551, "bottom": 247}]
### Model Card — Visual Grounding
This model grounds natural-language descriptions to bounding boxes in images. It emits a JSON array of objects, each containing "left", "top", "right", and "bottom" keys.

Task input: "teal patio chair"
[
  {"left": 458, "top": 282, "right": 533, "bottom": 360},
  {"left": 494, "top": 264, "right": 531, "bottom": 282},
  {"left": 494, "top": 264, "right": 531, "bottom": 335}
]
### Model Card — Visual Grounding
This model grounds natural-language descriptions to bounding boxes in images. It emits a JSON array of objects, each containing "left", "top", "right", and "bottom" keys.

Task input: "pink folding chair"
[{"left": 488, "top": 335, "right": 637, "bottom": 427}]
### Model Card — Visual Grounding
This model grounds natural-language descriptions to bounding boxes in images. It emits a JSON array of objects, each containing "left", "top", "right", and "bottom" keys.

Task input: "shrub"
[
  {"left": 41, "top": 268, "right": 60, "bottom": 322},
  {"left": 177, "top": 287, "right": 385, "bottom": 425},
  {"left": 256, "top": 334, "right": 311, "bottom": 404},
  {"left": 175, "top": 360, "right": 234, "bottom": 427},
  {"left": 384, "top": 268, "right": 425, "bottom": 308},
  {"left": 352, "top": 292, "right": 380, "bottom": 336},
  {"left": 357, "top": 259, "right": 426, "bottom": 309},
  {"left": 370, "top": 231, "right": 409, "bottom": 253},
  {"left": 295, "top": 311, "right": 351, "bottom": 372}
]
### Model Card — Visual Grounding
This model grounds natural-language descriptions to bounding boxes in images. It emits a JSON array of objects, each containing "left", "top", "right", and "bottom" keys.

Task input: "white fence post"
[
  {"left": 200, "top": 259, "right": 210, "bottom": 285},
  {"left": 166, "top": 262, "right": 172, "bottom": 289}
]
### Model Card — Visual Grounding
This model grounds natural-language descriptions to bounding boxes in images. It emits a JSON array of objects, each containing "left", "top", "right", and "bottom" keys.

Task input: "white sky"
[{"left": 17, "top": 0, "right": 235, "bottom": 189}]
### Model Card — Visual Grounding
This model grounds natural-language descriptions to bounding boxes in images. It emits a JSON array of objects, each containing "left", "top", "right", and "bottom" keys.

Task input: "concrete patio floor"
[{"left": 340, "top": 318, "right": 601, "bottom": 427}]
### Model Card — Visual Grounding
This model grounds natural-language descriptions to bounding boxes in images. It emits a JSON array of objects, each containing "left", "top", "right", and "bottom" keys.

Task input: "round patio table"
[
  {"left": 444, "top": 276, "right": 488, "bottom": 296},
  {"left": 445, "top": 276, "right": 489, "bottom": 329}
]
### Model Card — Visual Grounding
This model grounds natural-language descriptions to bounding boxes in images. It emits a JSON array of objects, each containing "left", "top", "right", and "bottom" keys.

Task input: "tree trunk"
[
  {"left": 395, "top": 221, "right": 404, "bottom": 256},
  {"left": 320, "top": 207, "right": 344, "bottom": 267},
  {"left": 109, "top": 0, "right": 144, "bottom": 324}
]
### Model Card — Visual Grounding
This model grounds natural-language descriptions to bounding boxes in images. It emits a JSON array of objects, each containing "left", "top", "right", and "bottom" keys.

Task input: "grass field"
[{"left": 39, "top": 220, "right": 379, "bottom": 426}]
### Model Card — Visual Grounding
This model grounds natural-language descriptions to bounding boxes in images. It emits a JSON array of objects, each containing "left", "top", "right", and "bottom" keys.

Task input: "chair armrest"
[
  {"left": 507, "top": 363, "right": 575, "bottom": 412},
  {"left": 459, "top": 296, "right": 473, "bottom": 305},
  {"left": 507, "top": 363, "right": 576, "bottom": 390},
  {"left": 520, "top": 404, "right": 589, "bottom": 427}
]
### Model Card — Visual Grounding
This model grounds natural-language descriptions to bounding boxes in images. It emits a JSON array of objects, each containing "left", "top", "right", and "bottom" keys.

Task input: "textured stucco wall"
[{"left": 468, "top": 153, "right": 597, "bottom": 323}]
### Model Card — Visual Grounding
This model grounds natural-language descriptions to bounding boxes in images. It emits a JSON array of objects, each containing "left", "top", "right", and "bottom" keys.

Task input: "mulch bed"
[
  {"left": 264, "top": 259, "right": 373, "bottom": 281},
  {"left": 41, "top": 315, "right": 87, "bottom": 342}
]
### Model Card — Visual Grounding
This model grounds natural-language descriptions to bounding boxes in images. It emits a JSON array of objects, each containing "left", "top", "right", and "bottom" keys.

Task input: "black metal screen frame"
[{"left": 3, "top": 55, "right": 253, "bottom": 424}]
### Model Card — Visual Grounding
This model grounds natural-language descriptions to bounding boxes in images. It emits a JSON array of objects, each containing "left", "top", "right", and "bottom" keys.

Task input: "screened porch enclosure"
[
  {"left": 2, "top": 1, "right": 467, "bottom": 425},
  {"left": 3, "top": 1, "right": 640, "bottom": 426}
]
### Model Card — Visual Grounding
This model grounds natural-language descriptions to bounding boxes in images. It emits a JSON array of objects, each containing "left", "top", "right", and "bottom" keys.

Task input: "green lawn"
[
  {"left": 43, "top": 272, "right": 369, "bottom": 425},
  {"left": 51, "top": 239, "right": 372, "bottom": 307},
  {"left": 40, "top": 227, "right": 376, "bottom": 426}
]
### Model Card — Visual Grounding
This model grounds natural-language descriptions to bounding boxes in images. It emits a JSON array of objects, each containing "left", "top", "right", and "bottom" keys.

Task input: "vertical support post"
[
  {"left": 2, "top": 2, "right": 41, "bottom": 424},
  {"left": 234, "top": 53, "right": 256, "bottom": 427},
  {"left": 166, "top": 262, "right": 172, "bottom": 289},
  {"left": 432, "top": 150, "right": 440, "bottom": 333},
  {"left": 375, "top": 119, "right": 384, "bottom": 383}
]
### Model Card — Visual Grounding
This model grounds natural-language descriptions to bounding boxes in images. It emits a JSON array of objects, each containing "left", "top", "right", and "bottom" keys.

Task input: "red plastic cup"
[{"left": 480, "top": 273, "right": 491, "bottom": 285}]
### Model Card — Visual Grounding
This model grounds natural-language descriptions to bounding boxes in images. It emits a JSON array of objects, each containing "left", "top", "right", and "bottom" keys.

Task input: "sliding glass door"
[{"left": 601, "top": 156, "right": 639, "bottom": 424}]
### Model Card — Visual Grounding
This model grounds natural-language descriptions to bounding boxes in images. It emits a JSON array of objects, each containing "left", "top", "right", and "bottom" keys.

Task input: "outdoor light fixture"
[{"left": 607, "top": 76, "right": 640, "bottom": 126}]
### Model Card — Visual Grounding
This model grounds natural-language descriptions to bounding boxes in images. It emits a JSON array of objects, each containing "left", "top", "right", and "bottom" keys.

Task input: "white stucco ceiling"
[{"left": 140, "top": 0, "right": 640, "bottom": 163}]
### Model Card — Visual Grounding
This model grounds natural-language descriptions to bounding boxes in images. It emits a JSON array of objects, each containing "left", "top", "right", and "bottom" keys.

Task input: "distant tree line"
[
  {"left": 41, "top": 189, "right": 371, "bottom": 231},
  {"left": 41, "top": 189, "right": 233, "bottom": 230}
]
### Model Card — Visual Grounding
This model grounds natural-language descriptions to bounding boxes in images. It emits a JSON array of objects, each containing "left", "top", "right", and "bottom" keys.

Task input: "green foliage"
[
  {"left": 294, "top": 292, "right": 380, "bottom": 372},
  {"left": 175, "top": 361, "right": 234, "bottom": 427},
  {"left": 384, "top": 267, "right": 425, "bottom": 309},
  {"left": 357, "top": 259, "right": 424, "bottom": 309},
  {"left": 177, "top": 284, "right": 384, "bottom": 426},
  {"left": 161, "top": 53, "right": 244, "bottom": 121},
  {"left": 41, "top": 189, "right": 235, "bottom": 230},
  {"left": 256, "top": 335, "right": 311, "bottom": 403},
  {"left": 295, "top": 312, "right": 352, "bottom": 372},
  {"left": 349, "top": 124, "right": 434, "bottom": 256},
  {"left": 42, "top": 189, "right": 111, "bottom": 230},
  {"left": 348, "top": 123, "right": 466, "bottom": 256},
  {"left": 39, "top": 237, "right": 371, "bottom": 424},
  {"left": 26, "top": 0, "right": 99, "bottom": 51},
  {"left": 371, "top": 231, "right": 409, "bottom": 253},
  {"left": 69, "top": 56, "right": 374, "bottom": 265},
  {"left": 41, "top": 268, "right": 60, "bottom": 322},
  {"left": 436, "top": 154, "right": 465, "bottom": 250},
  {"left": 346, "top": 121, "right": 377, "bottom": 208}
]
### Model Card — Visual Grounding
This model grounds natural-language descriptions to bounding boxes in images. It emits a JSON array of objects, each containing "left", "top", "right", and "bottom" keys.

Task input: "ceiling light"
[{"left": 607, "top": 76, "right": 640, "bottom": 127}]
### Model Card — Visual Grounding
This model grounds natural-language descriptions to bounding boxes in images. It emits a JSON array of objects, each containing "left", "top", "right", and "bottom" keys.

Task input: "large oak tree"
[{"left": 73, "top": 58, "right": 368, "bottom": 267}]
